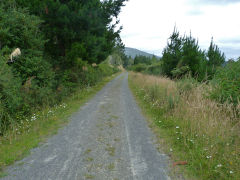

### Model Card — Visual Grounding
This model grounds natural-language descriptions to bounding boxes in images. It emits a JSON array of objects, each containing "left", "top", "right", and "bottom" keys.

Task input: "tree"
[
  {"left": 177, "top": 35, "right": 207, "bottom": 80},
  {"left": 15, "top": 0, "right": 127, "bottom": 67},
  {"left": 207, "top": 38, "right": 225, "bottom": 79},
  {"left": 162, "top": 27, "right": 183, "bottom": 77}
]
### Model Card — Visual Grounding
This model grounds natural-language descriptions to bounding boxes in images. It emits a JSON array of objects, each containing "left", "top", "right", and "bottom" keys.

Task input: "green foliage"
[
  {"left": 0, "top": 0, "right": 124, "bottom": 133},
  {"left": 134, "top": 55, "right": 152, "bottom": 65},
  {"left": 171, "top": 65, "right": 190, "bottom": 78},
  {"left": 0, "top": 5, "right": 45, "bottom": 57},
  {"left": 162, "top": 28, "right": 183, "bottom": 77},
  {"left": 130, "top": 63, "right": 148, "bottom": 72},
  {"left": 179, "top": 35, "right": 206, "bottom": 80},
  {"left": 210, "top": 60, "right": 240, "bottom": 106},
  {"left": 176, "top": 77, "right": 198, "bottom": 95},
  {"left": 0, "top": 4, "right": 50, "bottom": 132},
  {"left": 0, "top": 59, "right": 23, "bottom": 132},
  {"left": 161, "top": 27, "right": 225, "bottom": 81},
  {"left": 145, "top": 62, "right": 163, "bottom": 76},
  {"left": 162, "top": 29, "right": 207, "bottom": 80},
  {"left": 15, "top": 0, "right": 126, "bottom": 65},
  {"left": 207, "top": 38, "right": 225, "bottom": 79}
]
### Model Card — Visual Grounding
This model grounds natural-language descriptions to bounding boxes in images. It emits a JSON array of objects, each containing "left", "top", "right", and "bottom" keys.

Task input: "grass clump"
[{"left": 129, "top": 72, "right": 239, "bottom": 180}]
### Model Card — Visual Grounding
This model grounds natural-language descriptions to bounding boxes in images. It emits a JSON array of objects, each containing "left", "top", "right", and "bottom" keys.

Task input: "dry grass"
[{"left": 129, "top": 72, "right": 239, "bottom": 180}]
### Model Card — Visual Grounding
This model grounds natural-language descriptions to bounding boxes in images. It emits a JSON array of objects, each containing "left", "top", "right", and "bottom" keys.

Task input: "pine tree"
[
  {"left": 162, "top": 27, "right": 183, "bottom": 77},
  {"left": 207, "top": 38, "right": 225, "bottom": 78}
]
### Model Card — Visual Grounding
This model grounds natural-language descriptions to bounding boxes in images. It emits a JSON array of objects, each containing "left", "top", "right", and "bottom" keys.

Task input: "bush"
[
  {"left": 177, "top": 77, "right": 198, "bottom": 95},
  {"left": 130, "top": 63, "right": 147, "bottom": 72},
  {"left": 0, "top": 58, "right": 24, "bottom": 131},
  {"left": 145, "top": 62, "right": 163, "bottom": 76},
  {"left": 210, "top": 60, "right": 240, "bottom": 106}
]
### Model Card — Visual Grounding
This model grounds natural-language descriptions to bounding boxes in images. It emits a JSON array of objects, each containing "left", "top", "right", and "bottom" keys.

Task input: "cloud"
[
  {"left": 119, "top": 0, "right": 240, "bottom": 60},
  {"left": 219, "top": 38, "right": 240, "bottom": 44},
  {"left": 189, "top": 0, "right": 240, "bottom": 5},
  {"left": 186, "top": 9, "right": 204, "bottom": 16},
  {"left": 219, "top": 46, "right": 240, "bottom": 59}
]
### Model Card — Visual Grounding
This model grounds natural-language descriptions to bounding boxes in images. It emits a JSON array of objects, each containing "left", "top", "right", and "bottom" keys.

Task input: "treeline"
[
  {"left": 0, "top": 0, "right": 126, "bottom": 133},
  {"left": 129, "top": 28, "right": 240, "bottom": 106}
]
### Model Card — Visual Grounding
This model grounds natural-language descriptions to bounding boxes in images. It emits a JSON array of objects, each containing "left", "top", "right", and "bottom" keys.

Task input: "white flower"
[
  {"left": 176, "top": 126, "right": 179, "bottom": 129},
  {"left": 206, "top": 155, "right": 212, "bottom": 159},
  {"left": 170, "top": 148, "right": 173, "bottom": 152},
  {"left": 159, "top": 121, "right": 162, "bottom": 123},
  {"left": 230, "top": 171, "right": 233, "bottom": 174},
  {"left": 177, "top": 137, "right": 180, "bottom": 140},
  {"left": 216, "top": 164, "right": 222, "bottom": 168}
]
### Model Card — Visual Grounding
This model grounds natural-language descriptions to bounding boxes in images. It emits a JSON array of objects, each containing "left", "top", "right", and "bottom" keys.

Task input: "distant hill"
[{"left": 125, "top": 47, "right": 159, "bottom": 59}]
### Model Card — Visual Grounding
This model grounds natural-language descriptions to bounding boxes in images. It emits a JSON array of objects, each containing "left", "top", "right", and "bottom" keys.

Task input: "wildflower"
[
  {"left": 159, "top": 121, "right": 162, "bottom": 123},
  {"left": 230, "top": 171, "right": 233, "bottom": 174},
  {"left": 31, "top": 115, "right": 37, "bottom": 121},
  {"left": 206, "top": 155, "right": 212, "bottom": 159},
  {"left": 177, "top": 137, "right": 180, "bottom": 140},
  {"left": 216, "top": 164, "right": 222, "bottom": 168},
  {"left": 176, "top": 126, "right": 179, "bottom": 129},
  {"left": 170, "top": 148, "right": 173, "bottom": 152}
]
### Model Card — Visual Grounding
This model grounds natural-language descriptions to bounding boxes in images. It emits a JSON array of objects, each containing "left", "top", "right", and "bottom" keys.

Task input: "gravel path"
[{"left": 2, "top": 72, "right": 170, "bottom": 180}]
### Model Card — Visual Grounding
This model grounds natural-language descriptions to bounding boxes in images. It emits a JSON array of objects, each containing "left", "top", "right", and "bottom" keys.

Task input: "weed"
[
  {"left": 107, "top": 163, "right": 115, "bottom": 171},
  {"left": 84, "top": 173, "right": 95, "bottom": 179},
  {"left": 85, "top": 157, "right": 94, "bottom": 162},
  {"left": 105, "top": 146, "right": 116, "bottom": 156}
]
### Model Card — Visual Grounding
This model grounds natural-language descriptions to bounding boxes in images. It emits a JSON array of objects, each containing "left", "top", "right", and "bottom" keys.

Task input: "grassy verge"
[
  {"left": 128, "top": 72, "right": 239, "bottom": 180},
  {"left": 0, "top": 73, "right": 119, "bottom": 176}
]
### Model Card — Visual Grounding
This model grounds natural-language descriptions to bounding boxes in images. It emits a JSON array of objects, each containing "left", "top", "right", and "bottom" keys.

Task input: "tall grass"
[{"left": 129, "top": 72, "right": 239, "bottom": 180}]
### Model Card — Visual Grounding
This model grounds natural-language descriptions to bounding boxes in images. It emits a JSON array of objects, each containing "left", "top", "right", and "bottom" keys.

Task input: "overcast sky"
[{"left": 119, "top": 0, "right": 240, "bottom": 59}]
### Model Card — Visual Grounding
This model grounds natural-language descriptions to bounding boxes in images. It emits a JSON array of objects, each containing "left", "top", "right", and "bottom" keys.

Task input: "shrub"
[
  {"left": 130, "top": 63, "right": 147, "bottom": 72},
  {"left": 210, "top": 60, "right": 240, "bottom": 106},
  {"left": 146, "top": 62, "right": 163, "bottom": 76},
  {"left": 0, "top": 58, "right": 24, "bottom": 132}
]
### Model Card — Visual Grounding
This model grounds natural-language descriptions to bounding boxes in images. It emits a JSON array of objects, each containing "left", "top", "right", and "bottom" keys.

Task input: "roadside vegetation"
[
  {"left": 0, "top": 74, "right": 118, "bottom": 175},
  {"left": 129, "top": 72, "right": 239, "bottom": 180},
  {"left": 0, "top": 0, "right": 126, "bottom": 172},
  {"left": 128, "top": 27, "right": 240, "bottom": 179},
  {"left": 0, "top": 0, "right": 126, "bottom": 134}
]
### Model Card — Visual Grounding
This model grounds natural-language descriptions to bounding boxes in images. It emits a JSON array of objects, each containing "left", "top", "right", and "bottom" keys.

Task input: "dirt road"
[{"left": 3, "top": 73, "right": 170, "bottom": 180}]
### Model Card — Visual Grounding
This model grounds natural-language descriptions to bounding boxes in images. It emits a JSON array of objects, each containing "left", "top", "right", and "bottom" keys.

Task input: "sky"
[{"left": 118, "top": 0, "right": 240, "bottom": 59}]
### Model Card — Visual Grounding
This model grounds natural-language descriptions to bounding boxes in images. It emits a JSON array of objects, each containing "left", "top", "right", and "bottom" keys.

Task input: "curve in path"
[{"left": 2, "top": 73, "right": 170, "bottom": 180}]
